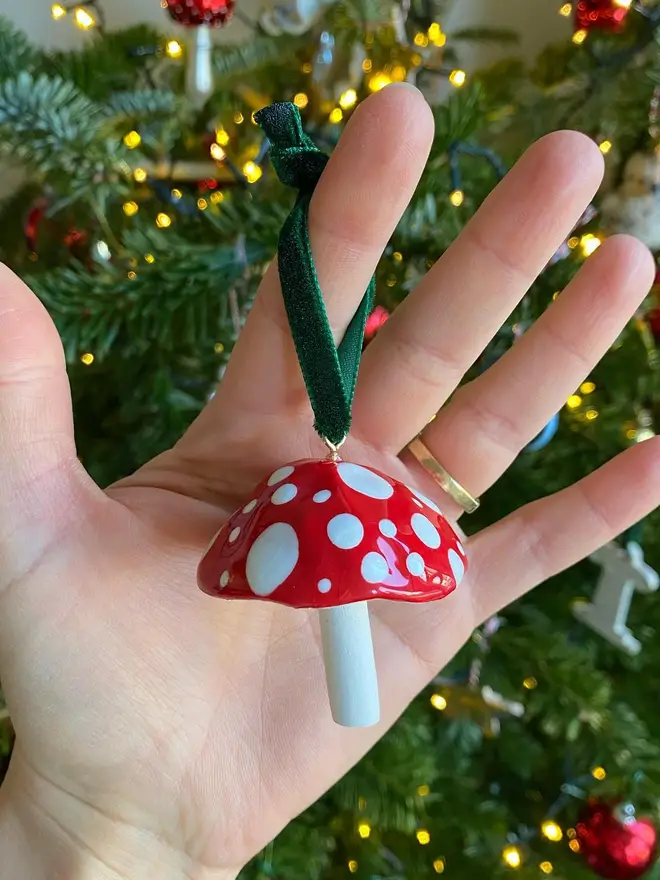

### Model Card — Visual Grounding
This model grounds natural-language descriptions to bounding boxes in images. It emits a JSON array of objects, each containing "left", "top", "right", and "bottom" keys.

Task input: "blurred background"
[{"left": 2, "top": 0, "right": 660, "bottom": 877}]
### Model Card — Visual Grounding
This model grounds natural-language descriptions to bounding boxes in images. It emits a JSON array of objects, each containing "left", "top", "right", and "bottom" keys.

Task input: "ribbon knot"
[{"left": 255, "top": 102, "right": 327, "bottom": 191}]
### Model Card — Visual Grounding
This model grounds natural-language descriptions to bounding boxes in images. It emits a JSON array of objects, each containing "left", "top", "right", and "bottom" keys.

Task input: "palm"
[{"left": 2, "top": 86, "right": 660, "bottom": 878}]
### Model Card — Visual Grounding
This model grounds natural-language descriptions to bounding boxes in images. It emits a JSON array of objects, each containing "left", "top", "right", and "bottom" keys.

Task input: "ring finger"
[{"left": 403, "top": 234, "right": 655, "bottom": 518}]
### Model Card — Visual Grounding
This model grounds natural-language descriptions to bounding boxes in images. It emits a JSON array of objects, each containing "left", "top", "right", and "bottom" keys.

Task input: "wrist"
[{"left": 0, "top": 754, "right": 239, "bottom": 880}]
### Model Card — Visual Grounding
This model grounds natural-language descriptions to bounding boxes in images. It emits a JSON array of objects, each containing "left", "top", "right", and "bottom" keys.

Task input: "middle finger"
[{"left": 353, "top": 130, "right": 604, "bottom": 453}]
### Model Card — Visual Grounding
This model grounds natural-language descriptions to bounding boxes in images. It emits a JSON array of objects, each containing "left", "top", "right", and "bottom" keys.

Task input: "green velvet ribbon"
[{"left": 255, "top": 102, "right": 374, "bottom": 447}]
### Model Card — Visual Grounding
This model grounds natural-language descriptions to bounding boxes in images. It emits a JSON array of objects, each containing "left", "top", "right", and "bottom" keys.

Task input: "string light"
[
  {"left": 122, "top": 201, "right": 139, "bottom": 217},
  {"left": 567, "top": 236, "right": 579, "bottom": 249},
  {"left": 449, "top": 69, "right": 467, "bottom": 87},
  {"left": 541, "top": 820, "right": 563, "bottom": 842},
  {"left": 133, "top": 167, "right": 147, "bottom": 183},
  {"left": 171, "top": 188, "right": 183, "bottom": 201},
  {"left": 127, "top": 270, "right": 137, "bottom": 280},
  {"left": 627, "top": 427, "right": 638, "bottom": 441},
  {"left": 433, "top": 858, "right": 446, "bottom": 873},
  {"left": 428, "top": 22, "right": 446, "bottom": 46},
  {"left": 156, "top": 212, "right": 172, "bottom": 228},
  {"left": 599, "top": 139, "right": 612, "bottom": 154},
  {"left": 391, "top": 64, "right": 407, "bottom": 82},
  {"left": 242, "top": 161, "right": 262, "bottom": 183},
  {"left": 123, "top": 130, "right": 142, "bottom": 149},
  {"left": 358, "top": 822, "right": 371, "bottom": 839},
  {"left": 210, "top": 191, "right": 224, "bottom": 204},
  {"left": 558, "top": 2, "right": 572, "bottom": 15},
  {"left": 540, "top": 862, "right": 553, "bottom": 874},
  {"left": 450, "top": 189, "right": 464, "bottom": 206},
  {"left": 567, "top": 394, "right": 582, "bottom": 409},
  {"left": 523, "top": 676, "right": 538, "bottom": 690},
  {"left": 362, "top": 58, "right": 372, "bottom": 72},
  {"left": 74, "top": 6, "right": 95, "bottom": 28},
  {"left": 51, "top": 3, "right": 66, "bottom": 19},
  {"left": 580, "top": 233, "right": 601, "bottom": 256},
  {"left": 417, "top": 784, "right": 430, "bottom": 797},
  {"left": 368, "top": 72, "right": 392, "bottom": 92},
  {"left": 329, "top": 108, "right": 343, "bottom": 124},
  {"left": 567, "top": 828, "right": 577, "bottom": 839},
  {"left": 197, "top": 198, "right": 208, "bottom": 210},
  {"left": 414, "top": 32, "right": 429, "bottom": 47},
  {"left": 614, "top": 0, "right": 632, "bottom": 7},
  {"left": 214, "top": 342, "right": 225, "bottom": 353},
  {"left": 165, "top": 39, "right": 183, "bottom": 59},
  {"left": 210, "top": 143, "right": 226, "bottom": 161},
  {"left": 417, "top": 829, "right": 431, "bottom": 845},
  {"left": 234, "top": 112, "right": 244, "bottom": 124},
  {"left": 586, "top": 409, "right": 599, "bottom": 421},
  {"left": 572, "top": 29, "right": 588, "bottom": 44},
  {"left": 592, "top": 766, "right": 607, "bottom": 780},
  {"left": 144, "top": 254, "right": 155, "bottom": 263},
  {"left": 339, "top": 89, "right": 358, "bottom": 109},
  {"left": 251, "top": 112, "right": 258, "bottom": 125},
  {"left": 301, "top": 62, "right": 312, "bottom": 73},
  {"left": 580, "top": 381, "right": 596, "bottom": 394},
  {"left": 80, "top": 352, "right": 95, "bottom": 366},
  {"left": 502, "top": 845, "right": 522, "bottom": 868},
  {"left": 216, "top": 127, "right": 230, "bottom": 146},
  {"left": 393, "top": 251, "right": 403, "bottom": 261},
  {"left": 568, "top": 839, "right": 581, "bottom": 853},
  {"left": 430, "top": 693, "right": 447, "bottom": 710},
  {"left": 294, "top": 93, "right": 309, "bottom": 109},
  {"left": 348, "top": 860, "right": 358, "bottom": 873},
  {"left": 386, "top": 275, "right": 397, "bottom": 287}
]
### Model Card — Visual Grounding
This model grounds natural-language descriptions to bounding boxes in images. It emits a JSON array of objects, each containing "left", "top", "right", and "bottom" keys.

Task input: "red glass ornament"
[
  {"left": 576, "top": 800, "right": 657, "bottom": 879},
  {"left": 164, "top": 0, "right": 234, "bottom": 28},
  {"left": 363, "top": 305, "right": 390, "bottom": 347},
  {"left": 575, "top": 0, "right": 630, "bottom": 32}
]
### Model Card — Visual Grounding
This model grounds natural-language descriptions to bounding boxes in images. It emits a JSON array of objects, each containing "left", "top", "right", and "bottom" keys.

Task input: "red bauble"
[
  {"left": 164, "top": 0, "right": 234, "bottom": 27},
  {"left": 363, "top": 305, "right": 390, "bottom": 347},
  {"left": 576, "top": 800, "right": 657, "bottom": 879},
  {"left": 575, "top": 0, "right": 630, "bottom": 32}
]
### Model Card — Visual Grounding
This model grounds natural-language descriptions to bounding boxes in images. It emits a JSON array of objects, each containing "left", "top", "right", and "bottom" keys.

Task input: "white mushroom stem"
[
  {"left": 187, "top": 25, "right": 214, "bottom": 108},
  {"left": 318, "top": 602, "right": 380, "bottom": 728}
]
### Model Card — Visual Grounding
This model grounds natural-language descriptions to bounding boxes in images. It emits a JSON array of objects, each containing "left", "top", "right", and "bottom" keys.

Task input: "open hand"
[{"left": 1, "top": 84, "right": 658, "bottom": 880}]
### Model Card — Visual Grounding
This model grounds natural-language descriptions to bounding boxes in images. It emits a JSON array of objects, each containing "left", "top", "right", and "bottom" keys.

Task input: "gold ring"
[{"left": 407, "top": 437, "right": 480, "bottom": 514}]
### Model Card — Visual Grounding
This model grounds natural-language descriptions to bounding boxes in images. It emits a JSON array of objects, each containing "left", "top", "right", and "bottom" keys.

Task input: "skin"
[{"left": 0, "top": 83, "right": 659, "bottom": 880}]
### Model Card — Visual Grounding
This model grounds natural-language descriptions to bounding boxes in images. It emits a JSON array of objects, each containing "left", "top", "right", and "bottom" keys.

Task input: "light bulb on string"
[
  {"left": 368, "top": 72, "right": 392, "bottom": 92},
  {"left": 156, "top": 213, "right": 172, "bottom": 228},
  {"left": 572, "top": 29, "right": 588, "bottom": 44},
  {"left": 74, "top": 6, "right": 95, "bottom": 29},
  {"left": 416, "top": 829, "right": 431, "bottom": 845},
  {"left": 449, "top": 70, "right": 466, "bottom": 87},
  {"left": 133, "top": 168, "right": 147, "bottom": 183},
  {"left": 502, "top": 845, "right": 522, "bottom": 868},
  {"left": 541, "top": 820, "right": 563, "bottom": 842},
  {"left": 433, "top": 858, "right": 445, "bottom": 873},
  {"left": 357, "top": 822, "right": 371, "bottom": 839},
  {"left": 294, "top": 93, "right": 309, "bottom": 109},
  {"left": 339, "top": 89, "right": 357, "bottom": 110},
  {"left": 123, "top": 131, "right": 142, "bottom": 150},
  {"left": 51, "top": 3, "right": 67, "bottom": 19},
  {"left": 243, "top": 161, "right": 262, "bottom": 183},
  {"left": 558, "top": 3, "right": 572, "bottom": 15},
  {"left": 430, "top": 693, "right": 447, "bottom": 710},
  {"left": 123, "top": 201, "right": 139, "bottom": 217},
  {"left": 599, "top": 139, "right": 612, "bottom": 154},
  {"left": 80, "top": 352, "right": 95, "bottom": 366},
  {"left": 592, "top": 766, "right": 607, "bottom": 780},
  {"left": 450, "top": 190, "right": 464, "bottom": 206},
  {"left": 540, "top": 862, "right": 553, "bottom": 874},
  {"left": 165, "top": 39, "right": 183, "bottom": 59}
]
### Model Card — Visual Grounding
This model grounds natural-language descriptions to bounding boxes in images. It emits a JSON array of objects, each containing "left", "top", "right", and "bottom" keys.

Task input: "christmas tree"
[{"left": 2, "top": 0, "right": 660, "bottom": 877}]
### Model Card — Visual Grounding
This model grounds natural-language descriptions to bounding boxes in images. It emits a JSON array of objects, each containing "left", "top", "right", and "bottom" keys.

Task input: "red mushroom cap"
[{"left": 198, "top": 459, "right": 467, "bottom": 609}]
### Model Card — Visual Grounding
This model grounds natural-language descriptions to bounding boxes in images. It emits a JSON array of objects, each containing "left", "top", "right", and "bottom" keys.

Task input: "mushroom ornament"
[{"left": 199, "top": 458, "right": 467, "bottom": 727}]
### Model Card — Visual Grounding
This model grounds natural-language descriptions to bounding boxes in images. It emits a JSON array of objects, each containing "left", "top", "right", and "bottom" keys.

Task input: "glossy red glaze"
[
  {"left": 164, "top": 0, "right": 234, "bottom": 27},
  {"left": 576, "top": 801, "right": 657, "bottom": 880},
  {"left": 197, "top": 458, "right": 467, "bottom": 609}
]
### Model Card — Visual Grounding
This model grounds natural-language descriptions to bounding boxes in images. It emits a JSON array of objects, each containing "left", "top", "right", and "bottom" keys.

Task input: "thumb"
[{"left": 0, "top": 264, "right": 93, "bottom": 583}]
